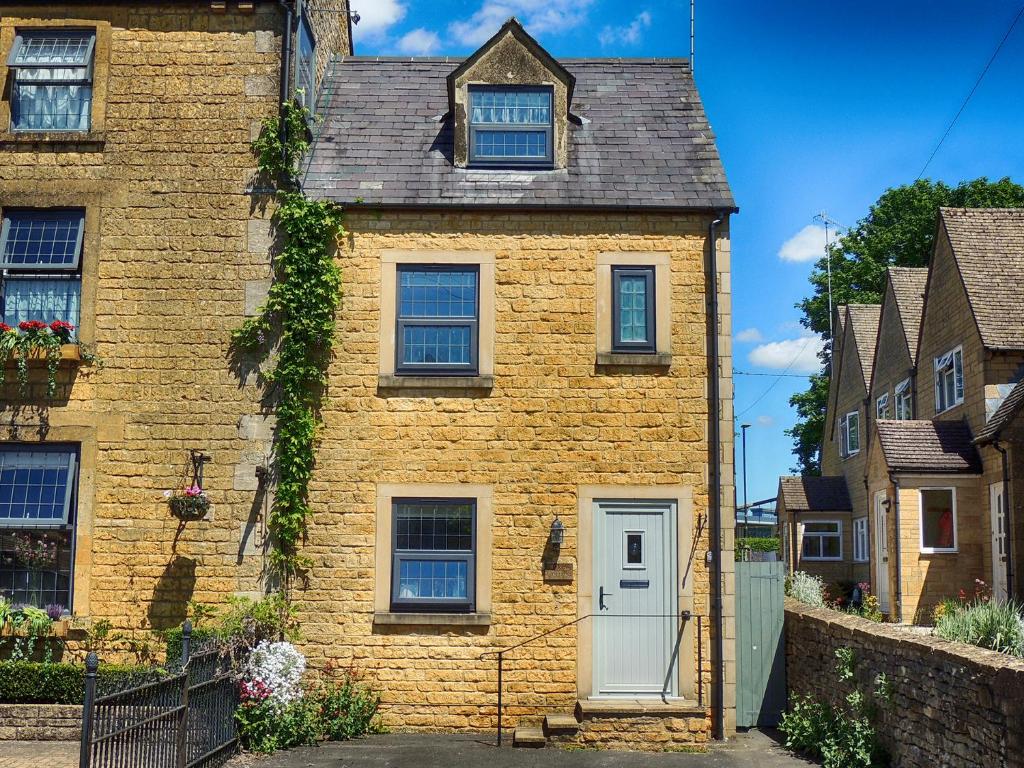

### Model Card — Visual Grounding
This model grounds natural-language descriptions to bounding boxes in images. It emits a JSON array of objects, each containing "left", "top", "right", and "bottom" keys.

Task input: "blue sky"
[{"left": 349, "top": 0, "right": 1024, "bottom": 504}]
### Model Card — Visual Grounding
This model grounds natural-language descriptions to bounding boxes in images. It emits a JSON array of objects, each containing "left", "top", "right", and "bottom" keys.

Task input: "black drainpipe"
[
  {"left": 278, "top": 0, "right": 295, "bottom": 168},
  {"left": 888, "top": 473, "right": 903, "bottom": 623},
  {"left": 994, "top": 440, "right": 1015, "bottom": 599},
  {"left": 707, "top": 212, "right": 726, "bottom": 740}
]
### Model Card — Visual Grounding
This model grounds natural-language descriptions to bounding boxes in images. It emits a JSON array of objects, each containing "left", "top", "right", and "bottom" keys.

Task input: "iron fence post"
[
  {"left": 496, "top": 651, "right": 503, "bottom": 747},
  {"left": 176, "top": 620, "right": 192, "bottom": 768},
  {"left": 79, "top": 652, "right": 98, "bottom": 768}
]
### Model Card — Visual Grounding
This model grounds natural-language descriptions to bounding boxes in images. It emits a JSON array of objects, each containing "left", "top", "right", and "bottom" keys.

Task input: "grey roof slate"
[
  {"left": 887, "top": 267, "right": 928, "bottom": 362},
  {"left": 778, "top": 476, "right": 852, "bottom": 513},
  {"left": 975, "top": 379, "right": 1024, "bottom": 444},
  {"left": 941, "top": 207, "right": 1024, "bottom": 350},
  {"left": 302, "top": 57, "right": 735, "bottom": 210},
  {"left": 875, "top": 419, "right": 982, "bottom": 474}
]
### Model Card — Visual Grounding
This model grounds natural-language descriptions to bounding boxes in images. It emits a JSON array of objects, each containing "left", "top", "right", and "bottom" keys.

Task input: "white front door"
[
  {"left": 593, "top": 500, "right": 678, "bottom": 697},
  {"left": 990, "top": 483, "right": 1009, "bottom": 601},
  {"left": 873, "top": 491, "right": 890, "bottom": 613}
]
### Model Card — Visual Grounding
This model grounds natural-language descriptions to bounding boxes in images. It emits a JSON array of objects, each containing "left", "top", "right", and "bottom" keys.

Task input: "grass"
[{"left": 934, "top": 599, "right": 1024, "bottom": 657}]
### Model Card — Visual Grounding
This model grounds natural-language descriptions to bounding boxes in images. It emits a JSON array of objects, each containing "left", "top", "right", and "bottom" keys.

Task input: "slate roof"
[
  {"left": 846, "top": 304, "right": 881, "bottom": 388},
  {"left": 875, "top": 420, "right": 982, "bottom": 474},
  {"left": 303, "top": 57, "right": 735, "bottom": 210},
  {"left": 975, "top": 380, "right": 1024, "bottom": 444},
  {"left": 778, "top": 476, "right": 852, "bottom": 512},
  {"left": 887, "top": 267, "right": 928, "bottom": 362},
  {"left": 941, "top": 207, "right": 1024, "bottom": 350}
]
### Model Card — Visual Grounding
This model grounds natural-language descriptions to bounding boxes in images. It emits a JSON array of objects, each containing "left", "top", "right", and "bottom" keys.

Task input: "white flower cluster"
[{"left": 244, "top": 640, "right": 306, "bottom": 708}]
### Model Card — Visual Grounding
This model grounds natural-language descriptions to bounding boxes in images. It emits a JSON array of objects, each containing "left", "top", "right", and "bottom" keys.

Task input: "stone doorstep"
[
  {"left": 543, "top": 713, "right": 580, "bottom": 735},
  {"left": 512, "top": 726, "right": 546, "bottom": 748},
  {"left": 514, "top": 700, "right": 706, "bottom": 749},
  {"left": 576, "top": 698, "right": 705, "bottom": 718}
]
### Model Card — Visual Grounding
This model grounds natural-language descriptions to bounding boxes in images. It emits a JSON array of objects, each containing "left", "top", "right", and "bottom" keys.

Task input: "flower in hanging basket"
[
  {"left": 49, "top": 320, "right": 75, "bottom": 344},
  {"left": 167, "top": 484, "right": 211, "bottom": 520},
  {"left": 18, "top": 320, "right": 48, "bottom": 334}
]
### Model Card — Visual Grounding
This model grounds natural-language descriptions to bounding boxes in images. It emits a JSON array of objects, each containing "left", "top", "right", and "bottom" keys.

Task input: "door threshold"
[{"left": 578, "top": 698, "right": 703, "bottom": 717}]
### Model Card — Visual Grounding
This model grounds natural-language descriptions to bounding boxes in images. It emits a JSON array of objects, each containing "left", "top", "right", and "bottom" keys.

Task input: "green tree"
[{"left": 787, "top": 177, "right": 1024, "bottom": 473}]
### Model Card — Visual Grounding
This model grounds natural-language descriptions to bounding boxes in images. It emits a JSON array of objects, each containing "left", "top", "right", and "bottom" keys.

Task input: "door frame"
[
  {"left": 873, "top": 490, "right": 890, "bottom": 614},
  {"left": 990, "top": 482, "right": 1009, "bottom": 601},
  {"left": 577, "top": 485, "right": 694, "bottom": 701}
]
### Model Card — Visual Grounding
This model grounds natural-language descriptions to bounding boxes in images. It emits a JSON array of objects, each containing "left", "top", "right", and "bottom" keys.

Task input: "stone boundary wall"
[
  {"left": 0, "top": 704, "right": 82, "bottom": 741},
  {"left": 785, "top": 598, "right": 1024, "bottom": 768}
]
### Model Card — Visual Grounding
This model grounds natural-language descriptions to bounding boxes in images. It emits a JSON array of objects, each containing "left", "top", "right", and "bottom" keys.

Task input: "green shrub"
[
  {"left": 163, "top": 626, "right": 220, "bottom": 665},
  {"left": 737, "top": 537, "right": 779, "bottom": 555},
  {"left": 934, "top": 600, "right": 1024, "bottom": 657},
  {"left": 314, "top": 675, "right": 381, "bottom": 741},
  {"left": 786, "top": 571, "right": 826, "bottom": 607},
  {"left": 0, "top": 661, "right": 163, "bottom": 704}
]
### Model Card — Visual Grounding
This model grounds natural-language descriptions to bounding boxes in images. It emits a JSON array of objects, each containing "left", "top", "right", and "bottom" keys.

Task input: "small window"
[
  {"left": 391, "top": 498, "right": 476, "bottom": 612},
  {"left": 296, "top": 15, "right": 316, "bottom": 114},
  {"left": 934, "top": 347, "right": 964, "bottom": 413},
  {"left": 0, "top": 209, "right": 84, "bottom": 335},
  {"left": 468, "top": 86, "right": 553, "bottom": 167},
  {"left": 7, "top": 30, "right": 95, "bottom": 132},
  {"left": 853, "top": 517, "right": 869, "bottom": 562},
  {"left": 623, "top": 530, "right": 645, "bottom": 569},
  {"left": 611, "top": 266, "right": 656, "bottom": 353},
  {"left": 395, "top": 266, "right": 479, "bottom": 375},
  {"left": 894, "top": 378, "right": 912, "bottom": 420},
  {"left": 0, "top": 444, "right": 79, "bottom": 610},
  {"left": 920, "top": 488, "right": 957, "bottom": 553},
  {"left": 875, "top": 393, "right": 890, "bottom": 420},
  {"left": 802, "top": 521, "right": 842, "bottom": 561},
  {"left": 840, "top": 411, "right": 860, "bottom": 458}
]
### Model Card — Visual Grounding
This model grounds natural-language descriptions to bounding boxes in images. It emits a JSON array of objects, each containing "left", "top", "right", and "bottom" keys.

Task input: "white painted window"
[
  {"left": 920, "top": 488, "right": 958, "bottom": 553},
  {"left": 853, "top": 517, "right": 869, "bottom": 562},
  {"left": 934, "top": 346, "right": 964, "bottom": 413},
  {"left": 894, "top": 378, "right": 912, "bottom": 420},
  {"left": 840, "top": 410, "right": 860, "bottom": 458},
  {"left": 876, "top": 393, "right": 890, "bottom": 420},
  {"left": 802, "top": 521, "right": 842, "bottom": 561}
]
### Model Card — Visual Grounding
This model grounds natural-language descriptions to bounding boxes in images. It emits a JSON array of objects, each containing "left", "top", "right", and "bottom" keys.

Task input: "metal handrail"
[{"left": 480, "top": 610, "right": 700, "bottom": 746}]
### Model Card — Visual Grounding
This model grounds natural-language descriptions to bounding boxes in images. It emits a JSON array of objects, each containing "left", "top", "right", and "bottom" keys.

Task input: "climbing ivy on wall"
[{"left": 234, "top": 101, "right": 344, "bottom": 586}]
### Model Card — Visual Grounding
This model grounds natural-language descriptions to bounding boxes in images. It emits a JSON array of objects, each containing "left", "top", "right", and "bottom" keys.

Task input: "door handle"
[{"left": 599, "top": 585, "right": 613, "bottom": 610}]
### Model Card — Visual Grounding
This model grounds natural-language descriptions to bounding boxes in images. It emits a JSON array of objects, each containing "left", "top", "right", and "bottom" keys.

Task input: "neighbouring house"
[
  {"left": 0, "top": 3, "right": 350, "bottom": 630},
  {"left": 297, "top": 19, "right": 738, "bottom": 742},
  {"left": 777, "top": 476, "right": 853, "bottom": 582}
]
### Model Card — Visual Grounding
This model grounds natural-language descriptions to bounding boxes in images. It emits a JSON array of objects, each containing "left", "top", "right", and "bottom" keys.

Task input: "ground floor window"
[
  {"left": 802, "top": 520, "right": 842, "bottom": 561},
  {"left": 0, "top": 445, "right": 78, "bottom": 611},
  {"left": 920, "top": 488, "right": 957, "bottom": 552},
  {"left": 853, "top": 517, "right": 869, "bottom": 562}
]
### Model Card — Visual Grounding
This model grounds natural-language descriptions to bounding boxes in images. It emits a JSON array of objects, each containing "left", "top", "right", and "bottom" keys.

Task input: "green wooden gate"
[{"left": 736, "top": 560, "right": 786, "bottom": 727}]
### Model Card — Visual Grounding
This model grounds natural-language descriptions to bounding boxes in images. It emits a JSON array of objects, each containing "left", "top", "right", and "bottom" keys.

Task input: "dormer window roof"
[{"left": 468, "top": 85, "right": 553, "bottom": 167}]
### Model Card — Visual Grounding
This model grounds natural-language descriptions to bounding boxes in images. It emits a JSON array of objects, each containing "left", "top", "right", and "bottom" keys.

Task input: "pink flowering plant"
[
  {"left": 166, "top": 483, "right": 210, "bottom": 520},
  {"left": 0, "top": 318, "right": 76, "bottom": 396},
  {"left": 12, "top": 533, "right": 58, "bottom": 571}
]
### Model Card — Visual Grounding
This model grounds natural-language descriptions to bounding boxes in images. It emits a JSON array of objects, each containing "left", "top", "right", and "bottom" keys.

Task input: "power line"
[
  {"left": 735, "top": 370, "right": 811, "bottom": 379},
  {"left": 917, "top": 4, "right": 1024, "bottom": 179},
  {"left": 735, "top": 335, "right": 816, "bottom": 418}
]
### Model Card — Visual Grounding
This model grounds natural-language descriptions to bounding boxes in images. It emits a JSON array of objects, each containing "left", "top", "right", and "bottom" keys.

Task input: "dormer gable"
[{"left": 446, "top": 17, "right": 574, "bottom": 170}]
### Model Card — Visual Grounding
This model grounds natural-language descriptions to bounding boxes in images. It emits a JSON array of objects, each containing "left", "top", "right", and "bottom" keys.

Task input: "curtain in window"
[
  {"left": 2, "top": 278, "right": 81, "bottom": 332},
  {"left": 12, "top": 68, "right": 92, "bottom": 131}
]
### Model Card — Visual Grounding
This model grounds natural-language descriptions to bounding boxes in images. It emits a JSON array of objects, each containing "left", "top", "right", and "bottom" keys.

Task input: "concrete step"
[
  {"left": 512, "top": 726, "right": 546, "bottom": 748},
  {"left": 543, "top": 713, "right": 580, "bottom": 735}
]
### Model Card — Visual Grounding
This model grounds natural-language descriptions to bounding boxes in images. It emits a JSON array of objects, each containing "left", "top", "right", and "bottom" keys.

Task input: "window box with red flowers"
[{"left": 0, "top": 320, "right": 80, "bottom": 397}]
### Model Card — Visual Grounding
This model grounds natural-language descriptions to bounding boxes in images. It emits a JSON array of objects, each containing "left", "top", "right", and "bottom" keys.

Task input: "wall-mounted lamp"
[{"left": 549, "top": 517, "right": 565, "bottom": 547}]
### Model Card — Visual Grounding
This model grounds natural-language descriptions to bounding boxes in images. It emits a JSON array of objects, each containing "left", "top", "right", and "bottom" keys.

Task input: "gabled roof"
[
  {"left": 975, "top": 379, "right": 1024, "bottom": 445},
  {"left": 846, "top": 304, "right": 881, "bottom": 389},
  {"left": 940, "top": 207, "right": 1024, "bottom": 350},
  {"left": 887, "top": 267, "right": 928, "bottom": 363},
  {"left": 875, "top": 419, "right": 982, "bottom": 474},
  {"left": 778, "top": 476, "right": 851, "bottom": 512},
  {"left": 303, "top": 57, "right": 735, "bottom": 210}
]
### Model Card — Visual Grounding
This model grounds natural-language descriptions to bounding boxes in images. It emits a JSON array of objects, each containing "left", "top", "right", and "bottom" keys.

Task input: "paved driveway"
[{"left": 226, "top": 731, "right": 815, "bottom": 768}]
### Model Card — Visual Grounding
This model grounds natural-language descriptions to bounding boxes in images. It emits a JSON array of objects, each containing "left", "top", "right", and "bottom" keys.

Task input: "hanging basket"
[{"left": 169, "top": 493, "right": 211, "bottom": 521}]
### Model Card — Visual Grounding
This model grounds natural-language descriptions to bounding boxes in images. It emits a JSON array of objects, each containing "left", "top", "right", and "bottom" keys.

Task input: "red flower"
[
  {"left": 18, "top": 320, "right": 47, "bottom": 332},
  {"left": 49, "top": 320, "right": 74, "bottom": 333},
  {"left": 0, "top": 323, "right": 12, "bottom": 333}
]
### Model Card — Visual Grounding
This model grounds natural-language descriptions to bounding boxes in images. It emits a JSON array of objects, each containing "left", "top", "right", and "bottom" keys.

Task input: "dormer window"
[{"left": 468, "top": 86, "right": 553, "bottom": 168}]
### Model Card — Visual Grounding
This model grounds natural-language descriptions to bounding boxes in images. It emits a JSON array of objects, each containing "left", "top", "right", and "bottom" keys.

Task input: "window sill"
[
  {"left": 801, "top": 557, "right": 843, "bottom": 562},
  {"left": 378, "top": 374, "right": 493, "bottom": 390},
  {"left": 595, "top": 352, "right": 671, "bottom": 368},
  {"left": 373, "top": 611, "right": 491, "bottom": 627},
  {"left": 5, "top": 344, "right": 82, "bottom": 364},
  {"left": 920, "top": 549, "right": 958, "bottom": 555},
  {"left": 0, "top": 131, "right": 105, "bottom": 149}
]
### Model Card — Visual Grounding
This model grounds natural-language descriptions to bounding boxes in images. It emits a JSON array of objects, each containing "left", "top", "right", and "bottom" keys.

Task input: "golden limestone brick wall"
[
  {"left": 292, "top": 209, "right": 729, "bottom": 732},
  {"left": 0, "top": 3, "right": 292, "bottom": 630}
]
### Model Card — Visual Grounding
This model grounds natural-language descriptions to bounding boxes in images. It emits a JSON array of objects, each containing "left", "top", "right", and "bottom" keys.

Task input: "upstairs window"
[
  {"left": 839, "top": 411, "right": 860, "bottom": 458},
  {"left": 296, "top": 15, "right": 316, "bottom": 114},
  {"left": 396, "top": 266, "right": 479, "bottom": 375},
  {"left": 0, "top": 209, "right": 83, "bottom": 336},
  {"left": 875, "top": 392, "right": 890, "bottom": 420},
  {"left": 611, "top": 266, "right": 656, "bottom": 353},
  {"left": 468, "top": 86, "right": 553, "bottom": 167},
  {"left": 7, "top": 30, "right": 95, "bottom": 132},
  {"left": 894, "top": 378, "right": 912, "bottom": 420},
  {"left": 934, "top": 346, "right": 964, "bottom": 413}
]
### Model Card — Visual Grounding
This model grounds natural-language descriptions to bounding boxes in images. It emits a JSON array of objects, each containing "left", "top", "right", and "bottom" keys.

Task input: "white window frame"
[
  {"left": 853, "top": 516, "right": 869, "bottom": 562},
  {"left": 894, "top": 378, "right": 912, "bottom": 420},
  {"left": 840, "top": 410, "right": 860, "bottom": 458},
  {"left": 934, "top": 346, "right": 964, "bottom": 413},
  {"left": 875, "top": 393, "right": 890, "bottom": 420},
  {"left": 919, "top": 487, "right": 958, "bottom": 554},
  {"left": 801, "top": 520, "right": 843, "bottom": 561}
]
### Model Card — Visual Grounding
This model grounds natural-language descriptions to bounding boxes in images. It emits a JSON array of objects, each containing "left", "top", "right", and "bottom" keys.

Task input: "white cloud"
[
  {"left": 778, "top": 224, "right": 831, "bottom": 263},
  {"left": 351, "top": 0, "right": 406, "bottom": 42},
  {"left": 736, "top": 327, "right": 763, "bottom": 343},
  {"left": 396, "top": 28, "right": 442, "bottom": 56},
  {"left": 756, "top": 415, "right": 775, "bottom": 428},
  {"left": 598, "top": 10, "right": 652, "bottom": 47},
  {"left": 748, "top": 334, "right": 824, "bottom": 374},
  {"left": 449, "top": 0, "right": 596, "bottom": 48}
]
